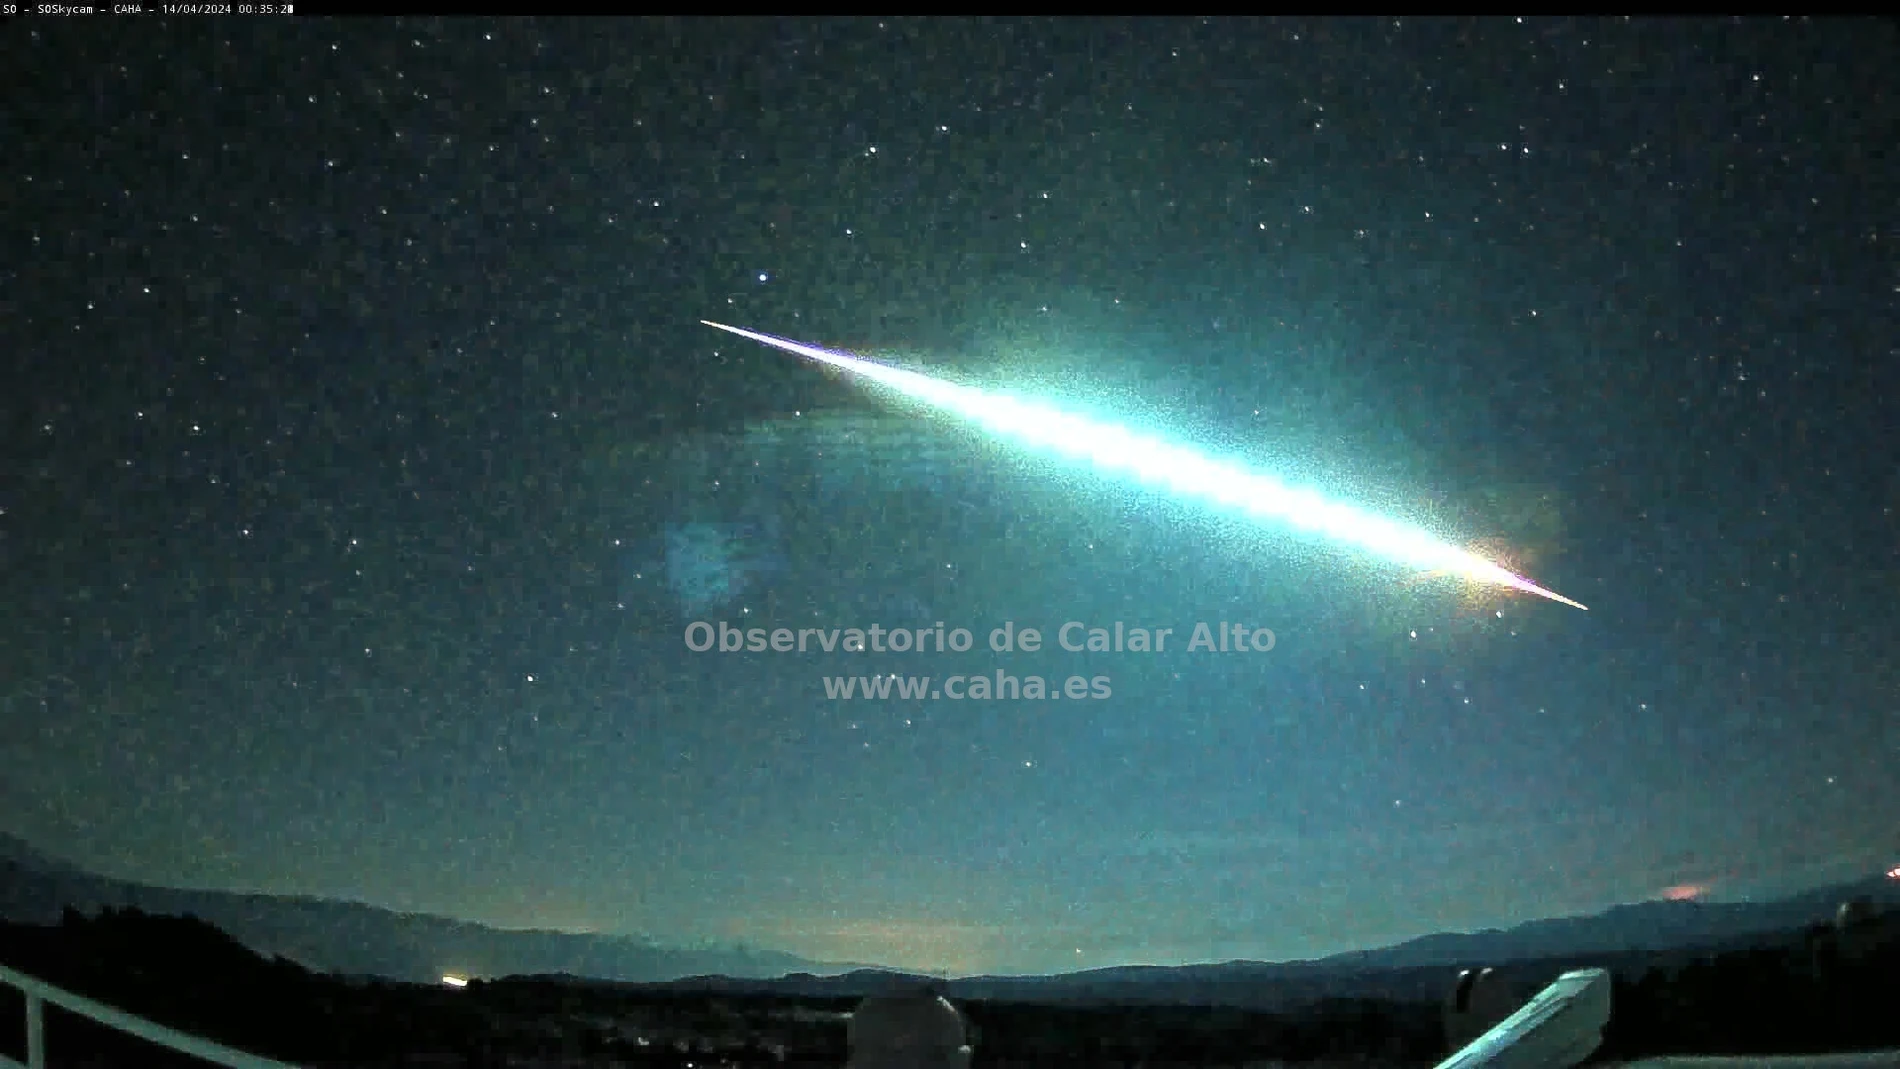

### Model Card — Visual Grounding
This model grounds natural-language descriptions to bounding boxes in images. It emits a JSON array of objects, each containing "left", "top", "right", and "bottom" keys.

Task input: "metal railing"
[{"left": 0, "top": 961, "right": 297, "bottom": 1069}]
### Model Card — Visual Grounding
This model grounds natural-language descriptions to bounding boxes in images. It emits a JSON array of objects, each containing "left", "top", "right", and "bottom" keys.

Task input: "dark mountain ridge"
[{"left": 4, "top": 832, "right": 1894, "bottom": 1002}]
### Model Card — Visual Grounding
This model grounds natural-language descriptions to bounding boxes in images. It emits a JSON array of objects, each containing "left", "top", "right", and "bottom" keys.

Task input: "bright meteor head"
[{"left": 701, "top": 320, "right": 1587, "bottom": 611}]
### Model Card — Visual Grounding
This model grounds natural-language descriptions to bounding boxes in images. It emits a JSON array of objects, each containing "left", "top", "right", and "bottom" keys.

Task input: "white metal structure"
[
  {"left": 0, "top": 962, "right": 297, "bottom": 1069},
  {"left": 1434, "top": 967, "right": 1614, "bottom": 1069},
  {"left": 1430, "top": 965, "right": 1900, "bottom": 1069}
]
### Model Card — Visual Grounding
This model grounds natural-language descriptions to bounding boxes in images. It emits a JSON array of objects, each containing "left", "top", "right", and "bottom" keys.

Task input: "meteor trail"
[{"left": 701, "top": 320, "right": 1588, "bottom": 611}]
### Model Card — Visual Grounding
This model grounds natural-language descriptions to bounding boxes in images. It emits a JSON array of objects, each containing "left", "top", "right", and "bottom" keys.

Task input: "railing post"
[
  {"left": 23, "top": 991, "right": 44, "bottom": 1069},
  {"left": 0, "top": 962, "right": 296, "bottom": 1068}
]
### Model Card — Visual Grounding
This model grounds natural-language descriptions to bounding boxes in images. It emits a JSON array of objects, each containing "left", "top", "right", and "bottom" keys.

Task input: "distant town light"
[{"left": 441, "top": 974, "right": 469, "bottom": 988}]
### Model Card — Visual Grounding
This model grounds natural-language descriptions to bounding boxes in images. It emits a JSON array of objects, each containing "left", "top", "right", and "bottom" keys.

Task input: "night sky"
[{"left": 4, "top": 17, "right": 1897, "bottom": 977}]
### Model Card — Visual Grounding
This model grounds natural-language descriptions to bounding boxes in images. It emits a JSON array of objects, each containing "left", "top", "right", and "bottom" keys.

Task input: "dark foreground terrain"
[{"left": 0, "top": 906, "right": 1895, "bottom": 1067}]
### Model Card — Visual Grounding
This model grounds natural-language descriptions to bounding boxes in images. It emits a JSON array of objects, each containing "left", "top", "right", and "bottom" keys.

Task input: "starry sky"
[{"left": 4, "top": 17, "right": 1897, "bottom": 977}]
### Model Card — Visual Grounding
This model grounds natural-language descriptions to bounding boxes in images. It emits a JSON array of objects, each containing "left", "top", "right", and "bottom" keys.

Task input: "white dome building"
[
  {"left": 844, "top": 990, "right": 972, "bottom": 1069},
  {"left": 1443, "top": 966, "right": 1526, "bottom": 1052}
]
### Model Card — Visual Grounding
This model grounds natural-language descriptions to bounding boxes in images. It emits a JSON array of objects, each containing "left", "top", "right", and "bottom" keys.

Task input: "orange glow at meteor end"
[{"left": 1501, "top": 569, "right": 1589, "bottom": 611}]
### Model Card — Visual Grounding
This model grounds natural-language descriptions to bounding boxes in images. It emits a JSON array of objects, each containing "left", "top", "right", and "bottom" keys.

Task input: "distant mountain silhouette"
[
  {"left": 0, "top": 833, "right": 857, "bottom": 984},
  {"left": 4, "top": 831, "right": 1895, "bottom": 999},
  {"left": 1313, "top": 879, "right": 1900, "bottom": 971},
  {"left": 647, "top": 880, "right": 1900, "bottom": 1009}
]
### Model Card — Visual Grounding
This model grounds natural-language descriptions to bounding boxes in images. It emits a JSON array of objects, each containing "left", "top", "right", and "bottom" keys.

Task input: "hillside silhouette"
[{"left": 1, "top": 899, "right": 1895, "bottom": 1067}]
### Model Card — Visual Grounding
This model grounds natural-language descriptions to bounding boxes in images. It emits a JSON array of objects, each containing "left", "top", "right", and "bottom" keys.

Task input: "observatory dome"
[{"left": 845, "top": 991, "right": 971, "bottom": 1069}]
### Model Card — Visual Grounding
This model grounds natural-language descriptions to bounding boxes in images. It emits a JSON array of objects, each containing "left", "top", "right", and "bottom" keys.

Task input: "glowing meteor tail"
[{"left": 701, "top": 320, "right": 1587, "bottom": 611}]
